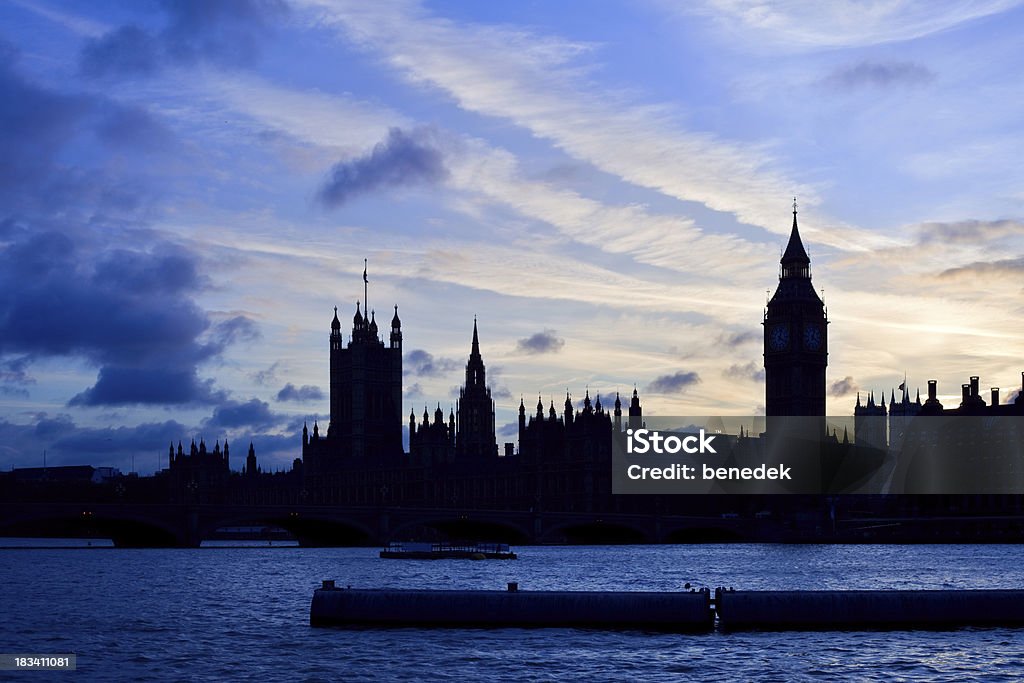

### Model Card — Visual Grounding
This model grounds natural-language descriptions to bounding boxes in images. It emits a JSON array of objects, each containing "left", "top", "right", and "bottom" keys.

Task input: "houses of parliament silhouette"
[{"left": 155, "top": 204, "right": 1024, "bottom": 512}]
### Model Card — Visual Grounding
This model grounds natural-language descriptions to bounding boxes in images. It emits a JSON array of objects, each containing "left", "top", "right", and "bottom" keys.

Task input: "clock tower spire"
[{"left": 764, "top": 199, "right": 828, "bottom": 421}]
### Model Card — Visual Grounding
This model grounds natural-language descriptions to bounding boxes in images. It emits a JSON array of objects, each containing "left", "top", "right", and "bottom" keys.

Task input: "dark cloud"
[
  {"left": 405, "top": 382, "right": 424, "bottom": 400},
  {"left": 723, "top": 362, "right": 765, "bottom": 382},
  {"left": 205, "top": 398, "right": 283, "bottom": 431},
  {"left": 822, "top": 61, "right": 935, "bottom": 89},
  {"left": 491, "top": 386, "right": 513, "bottom": 400},
  {"left": 829, "top": 376, "right": 858, "bottom": 397},
  {"left": 718, "top": 330, "right": 759, "bottom": 348},
  {"left": 275, "top": 383, "right": 324, "bottom": 402},
  {"left": 0, "top": 227, "right": 255, "bottom": 406},
  {"left": 515, "top": 330, "right": 565, "bottom": 355},
  {"left": 69, "top": 367, "right": 226, "bottom": 406},
  {"left": 405, "top": 349, "right": 460, "bottom": 377},
  {"left": 0, "top": 44, "right": 90, "bottom": 192},
  {"left": 0, "top": 45, "right": 173, "bottom": 212},
  {"left": 0, "top": 414, "right": 190, "bottom": 470},
  {"left": 318, "top": 127, "right": 450, "bottom": 208},
  {"left": 0, "top": 356, "right": 34, "bottom": 386},
  {"left": 938, "top": 257, "right": 1024, "bottom": 280},
  {"left": 79, "top": 0, "right": 287, "bottom": 78},
  {"left": 647, "top": 371, "right": 701, "bottom": 394}
]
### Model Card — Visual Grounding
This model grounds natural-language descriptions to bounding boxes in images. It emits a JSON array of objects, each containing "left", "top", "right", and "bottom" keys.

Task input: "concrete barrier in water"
[
  {"left": 311, "top": 582, "right": 1024, "bottom": 631},
  {"left": 715, "top": 588, "right": 1024, "bottom": 630},
  {"left": 310, "top": 581, "right": 713, "bottom": 630}
]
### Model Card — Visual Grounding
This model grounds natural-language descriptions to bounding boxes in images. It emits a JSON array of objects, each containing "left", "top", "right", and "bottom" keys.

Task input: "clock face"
[
  {"left": 803, "top": 324, "right": 823, "bottom": 351},
  {"left": 768, "top": 324, "right": 789, "bottom": 351}
]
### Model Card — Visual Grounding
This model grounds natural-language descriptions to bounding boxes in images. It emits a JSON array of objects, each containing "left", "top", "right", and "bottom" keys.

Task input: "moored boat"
[{"left": 379, "top": 541, "right": 517, "bottom": 559}]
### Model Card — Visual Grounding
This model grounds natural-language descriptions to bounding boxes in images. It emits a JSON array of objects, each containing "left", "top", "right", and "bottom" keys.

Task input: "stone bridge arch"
[
  {"left": 0, "top": 505, "right": 185, "bottom": 548},
  {"left": 200, "top": 510, "right": 375, "bottom": 547}
]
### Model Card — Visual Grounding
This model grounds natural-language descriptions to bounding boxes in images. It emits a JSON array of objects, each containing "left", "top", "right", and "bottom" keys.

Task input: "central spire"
[
  {"left": 781, "top": 197, "right": 810, "bottom": 279},
  {"left": 471, "top": 316, "right": 480, "bottom": 359}
]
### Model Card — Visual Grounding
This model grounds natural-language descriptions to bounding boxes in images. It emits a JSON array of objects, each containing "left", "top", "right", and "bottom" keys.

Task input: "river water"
[{"left": 2, "top": 542, "right": 1023, "bottom": 681}]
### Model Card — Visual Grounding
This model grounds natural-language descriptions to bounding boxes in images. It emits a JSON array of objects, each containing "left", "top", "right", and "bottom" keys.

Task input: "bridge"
[{"left": 0, "top": 503, "right": 753, "bottom": 548}]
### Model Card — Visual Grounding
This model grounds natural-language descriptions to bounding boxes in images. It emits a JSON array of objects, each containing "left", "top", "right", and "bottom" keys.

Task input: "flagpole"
[{"left": 363, "top": 258, "right": 368, "bottom": 318}]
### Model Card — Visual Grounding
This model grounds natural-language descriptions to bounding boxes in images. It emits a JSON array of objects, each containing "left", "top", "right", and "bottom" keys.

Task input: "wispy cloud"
[
  {"left": 674, "top": 0, "right": 1021, "bottom": 49},
  {"left": 300, "top": 0, "right": 830, "bottom": 242}
]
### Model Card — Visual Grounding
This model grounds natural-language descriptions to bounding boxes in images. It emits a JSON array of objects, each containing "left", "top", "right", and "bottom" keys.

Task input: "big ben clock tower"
[{"left": 764, "top": 200, "right": 827, "bottom": 420}]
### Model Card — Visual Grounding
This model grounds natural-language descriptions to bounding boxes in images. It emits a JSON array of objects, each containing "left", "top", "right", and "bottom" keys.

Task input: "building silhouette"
[
  {"left": 763, "top": 201, "right": 828, "bottom": 422},
  {"left": 456, "top": 319, "right": 498, "bottom": 460}
]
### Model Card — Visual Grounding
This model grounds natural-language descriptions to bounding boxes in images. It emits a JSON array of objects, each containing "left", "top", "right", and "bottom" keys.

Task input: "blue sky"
[{"left": 2, "top": 0, "right": 1024, "bottom": 473}]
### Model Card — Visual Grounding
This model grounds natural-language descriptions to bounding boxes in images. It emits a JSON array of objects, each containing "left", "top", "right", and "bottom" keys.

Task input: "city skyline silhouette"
[{"left": 2, "top": 2, "right": 1024, "bottom": 478}]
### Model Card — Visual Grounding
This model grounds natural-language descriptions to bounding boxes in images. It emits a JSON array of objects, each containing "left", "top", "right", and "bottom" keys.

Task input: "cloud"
[
  {"left": 917, "top": 219, "right": 1024, "bottom": 245},
  {"left": 0, "top": 356, "right": 34, "bottom": 386},
  {"left": 318, "top": 127, "right": 450, "bottom": 207},
  {"left": 723, "top": 362, "right": 765, "bottom": 382},
  {"left": 829, "top": 376, "right": 858, "bottom": 397},
  {"left": 822, "top": 61, "right": 935, "bottom": 89},
  {"left": 718, "top": 330, "right": 759, "bottom": 348},
  {"left": 69, "top": 367, "right": 226, "bottom": 406},
  {"left": 405, "top": 348, "right": 460, "bottom": 377},
  {"left": 938, "top": 257, "right": 1024, "bottom": 280},
  {"left": 677, "top": 1, "right": 1019, "bottom": 49},
  {"left": 204, "top": 398, "right": 283, "bottom": 431},
  {"left": 275, "top": 383, "right": 324, "bottom": 402},
  {"left": 405, "top": 382, "right": 424, "bottom": 399},
  {"left": 251, "top": 361, "right": 280, "bottom": 386},
  {"left": 515, "top": 330, "right": 565, "bottom": 354},
  {"left": 0, "top": 226, "right": 256, "bottom": 406},
  {"left": 497, "top": 422, "right": 519, "bottom": 437},
  {"left": 307, "top": 1, "right": 833, "bottom": 244},
  {"left": 0, "top": 44, "right": 90, "bottom": 193},
  {"left": 647, "top": 371, "right": 701, "bottom": 394},
  {"left": 0, "top": 414, "right": 191, "bottom": 470},
  {"left": 79, "top": 0, "right": 288, "bottom": 78},
  {"left": 0, "top": 44, "right": 174, "bottom": 213}
]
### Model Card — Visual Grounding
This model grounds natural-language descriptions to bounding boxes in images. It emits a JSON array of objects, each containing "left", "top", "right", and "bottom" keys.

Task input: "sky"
[{"left": 2, "top": 0, "right": 1024, "bottom": 474}]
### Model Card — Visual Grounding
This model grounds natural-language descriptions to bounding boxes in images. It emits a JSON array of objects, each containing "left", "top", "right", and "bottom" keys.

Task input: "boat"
[{"left": 379, "top": 541, "right": 517, "bottom": 560}]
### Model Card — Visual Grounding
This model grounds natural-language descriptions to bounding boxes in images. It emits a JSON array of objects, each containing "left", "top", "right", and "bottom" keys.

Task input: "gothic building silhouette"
[
  {"left": 156, "top": 205, "right": 1024, "bottom": 511},
  {"left": 855, "top": 374, "right": 1024, "bottom": 452},
  {"left": 290, "top": 270, "right": 646, "bottom": 508},
  {"left": 763, "top": 201, "right": 828, "bottom": 421}
]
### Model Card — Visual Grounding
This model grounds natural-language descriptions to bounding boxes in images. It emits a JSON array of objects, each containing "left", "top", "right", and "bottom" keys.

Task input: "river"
[{"left": 2, "top": 541, "right": 1023, "bottom": 680}]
